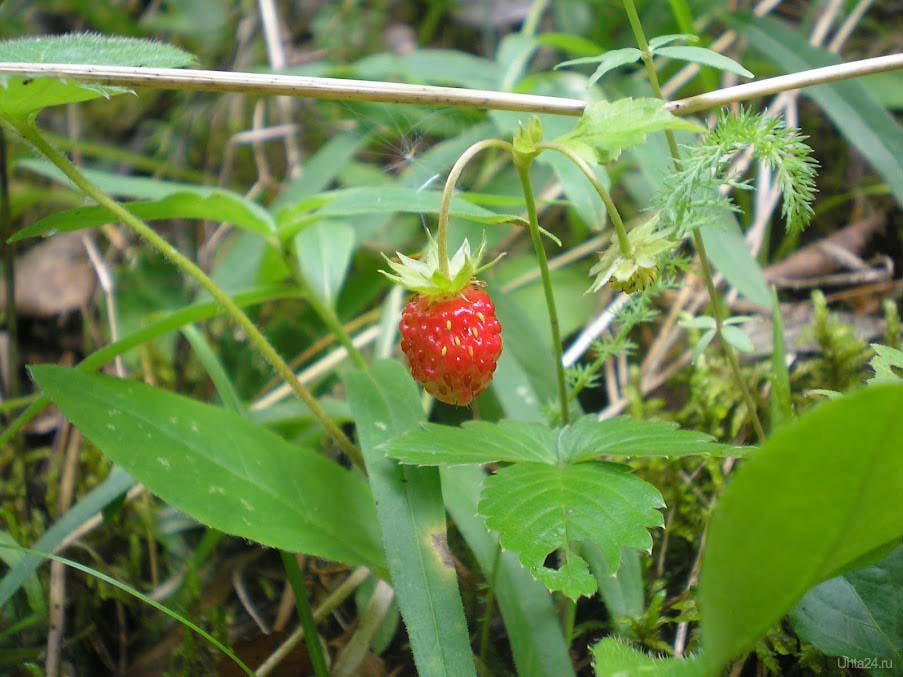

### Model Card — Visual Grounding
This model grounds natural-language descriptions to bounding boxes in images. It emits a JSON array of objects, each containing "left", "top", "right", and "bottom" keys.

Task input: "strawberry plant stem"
[
  {"left": 280, "top": 551, "right": 329, "bottom": 677},
  {"left": 515, "top": 163, "right": 570, "bottom": 424},
  {"left": 538, "top": 141, "right": 632, "bottom": 257},
  {"left": 622, "top": 0, "right": 767, "bottom": 442},
  {"left": 437, "top": 139, "right": 513, "bottom": 276},
  {"left": 10, "top": 119, "right": 366, "bottom": 466}
]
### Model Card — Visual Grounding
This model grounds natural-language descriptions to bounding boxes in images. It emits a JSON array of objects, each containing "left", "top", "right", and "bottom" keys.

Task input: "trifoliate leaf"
[
  {"left": 480, "top": 462, "right": 665, "bottom": 599},
  {"left": 0, "top": 33, "right": 195, "bottom": 120},
  {"left": 556, "top": 98, "right": 705, "bottom": 165}
]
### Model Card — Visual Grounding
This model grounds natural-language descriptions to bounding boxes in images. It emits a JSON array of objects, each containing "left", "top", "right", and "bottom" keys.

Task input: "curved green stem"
[
  {"left": 436, "top": 139, "right": 513, "bottom": 276},
  {"left": 281, "top": 244, "right": 368, "bottom": 370},
  {"left": 537, "top": 141, "right": 632, "bottom": 257},
  {"left": 621, "top": 0, "right": 766, "bottom": 442},
  {"left": 10, "top": 119, "right": 365, "bottom": 467},
  {"left": 515, "top": 163, "right": 569, "bottom": 424}
]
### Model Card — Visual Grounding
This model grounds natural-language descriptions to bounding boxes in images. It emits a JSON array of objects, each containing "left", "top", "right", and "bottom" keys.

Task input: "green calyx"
[
  {"left": 381, "top": 232, "right": 503, "bottom": 297},
  {"left": 588, "top": 215, "right": 675, "bottom": 294},
  {"left": 512, "top": 117, "right": 544, "bottom": 168}
]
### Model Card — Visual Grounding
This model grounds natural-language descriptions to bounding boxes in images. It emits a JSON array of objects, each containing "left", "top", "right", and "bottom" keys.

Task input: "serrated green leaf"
[
  {"left": 0, "top": 34, "right": 194, "bottom": 119},
  {"left": 868, "top": 344, "right": 903, "bottom": 385},
  {"left": 790, "top": 544, "right": 903, "bottom": 667},
  {"left": 384, "top": 420, "right": 555, "bottom": 466},
  {"left": 648, "top": 33, "right": 699, "bottom": 50},
  {"left": 12, "top": 191, "right": 277, "bottom": 242},
  {"left": 655, "top": 46, "right": 753, "bottom": 78},
  {"left": 30, "top": 365, "right": 385, "bottom": 574},
  {"left": 700, "top": 384, "right": 903, "bottom": 671},
  {"left": 592, "top": 638, "right": 704, "bottom": 676},
  {"left": 386, "top": 415, "right": 734, "bottom": 467},
  {"left": 442, "top": 466, "right": 575, "bottom": 677},
  {"left": 294, "top": 220, "right": 355, "bottom": 307},
  {"left": 557, "top": 415, "right": 735, "bottom": 462},
  {"left": 556, "top": 98, "right": 705, "bottom": 165},
  {"left": 480, "top": 462, "right": 665, "bottom": 599}
]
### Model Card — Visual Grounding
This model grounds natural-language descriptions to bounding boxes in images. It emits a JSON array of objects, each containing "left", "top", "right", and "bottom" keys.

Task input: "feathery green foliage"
[{"left": 656, "top": 108, "right": 818, "bottom": 235}]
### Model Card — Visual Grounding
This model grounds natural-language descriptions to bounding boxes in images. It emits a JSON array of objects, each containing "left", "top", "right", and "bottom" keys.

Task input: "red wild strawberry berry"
[{"left": 399, "top": 286, "right": 502, "bottom": 406}]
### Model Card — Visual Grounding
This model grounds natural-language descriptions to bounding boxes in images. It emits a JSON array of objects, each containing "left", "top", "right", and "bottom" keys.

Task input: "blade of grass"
[
  {"left": 0, "top": 543, "right": 252, "bottom": 675},
  {"left": 345, "top": 361, "right": 476, "bottom": 677}
]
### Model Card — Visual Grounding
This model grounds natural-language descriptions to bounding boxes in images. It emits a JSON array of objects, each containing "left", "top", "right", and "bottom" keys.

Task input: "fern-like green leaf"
[{"left": 656, "top": 108, "right": 818, "bottom": 235}]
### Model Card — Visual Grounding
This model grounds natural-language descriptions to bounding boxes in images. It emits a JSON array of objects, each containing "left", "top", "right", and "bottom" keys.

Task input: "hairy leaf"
[
  {"left": 592, "top": 638, "right": 703, "bottom": 676},
  {"left": 0, "top": 34, "right": 194, "bottom": 119}
]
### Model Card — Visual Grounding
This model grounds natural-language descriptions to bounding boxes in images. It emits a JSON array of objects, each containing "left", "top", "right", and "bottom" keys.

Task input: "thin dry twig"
[{"left": 0, "top": 53, "right": 901, "bottom": 117}]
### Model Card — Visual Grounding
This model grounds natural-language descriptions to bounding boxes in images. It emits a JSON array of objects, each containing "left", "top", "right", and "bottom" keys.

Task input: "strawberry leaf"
[
  {"left": 556, "top": 98, "right": 705, "bottom": 165},
  {"left": 384, "top": 415, "right": 738, "bottom": 466},
  {"left": 556, "top": 416, "right": 738, "bottom": 462},
  {"left": 868, "top": 344, "right": 903, "bottom": 385},
  {"left": 480, "top": 462, "right": 665, "bottom": 599}
]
